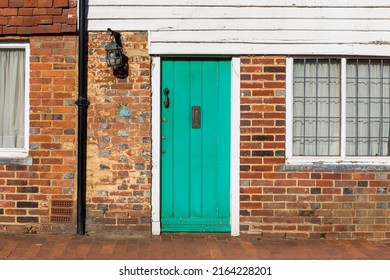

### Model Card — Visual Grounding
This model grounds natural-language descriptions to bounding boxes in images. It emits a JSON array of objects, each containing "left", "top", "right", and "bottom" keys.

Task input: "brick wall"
[
  {"left": 2, "top": 24, "right": 389, "bottom": 239},
  {"left": 240, "top": 55, "right": 390, "bottom": 240},
  {"left": 0, "top": 35, "right": 77, "bottom": 233},
  {"left": 86, "top": 32, "right": 151, "bottom": 233},
  {"left": 0, "top": 0, "right": 77, "bottom": 35},
  {"left": 0, "top": 0, "right": 77, "bottom": 233}
]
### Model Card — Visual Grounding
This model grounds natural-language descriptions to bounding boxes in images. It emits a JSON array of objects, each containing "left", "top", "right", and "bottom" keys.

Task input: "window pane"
[
  {"left": 293, "top": 58, "right": 341, "bottom": 156},
  {"left": 0, "top": 49, "right": 25, "bottom": 149},
  {"left": 346, "top": 59, "right": 390, "bottom": 156}
]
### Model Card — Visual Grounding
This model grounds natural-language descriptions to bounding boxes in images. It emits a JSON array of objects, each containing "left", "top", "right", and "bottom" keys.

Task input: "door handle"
[
  {"left": 192, "top": 106, "right": 201, "bottom": 128},
  {"left": 163, "top": 88, "right": 170, "bottom": 108}
]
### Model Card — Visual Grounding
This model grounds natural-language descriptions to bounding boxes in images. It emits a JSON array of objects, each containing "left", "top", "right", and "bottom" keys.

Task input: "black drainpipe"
[{"left": 76, "top": 0, "right": 89, "bottom": 235}]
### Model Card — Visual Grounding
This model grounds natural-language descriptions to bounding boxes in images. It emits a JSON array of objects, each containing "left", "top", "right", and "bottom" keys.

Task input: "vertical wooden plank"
[
  {"left": 201, "top": 59, "right": 219, "bottom": 218},
  {"left": 161, "top": 59, "right": 174, "bottom": 219},
  {"left": 217, "top": 58, "right": 231, "bottom": 219},
  {"left": 172, "top": 59, "right": 191, "bottom": 218},
  {"left": 189, "top": 60, "right": 203, "bottom": 218}
]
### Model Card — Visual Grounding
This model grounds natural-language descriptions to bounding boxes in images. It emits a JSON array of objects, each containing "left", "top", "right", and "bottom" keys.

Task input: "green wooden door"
[{"left": 161, "top": 58, "right": 231, "bottom": 232}]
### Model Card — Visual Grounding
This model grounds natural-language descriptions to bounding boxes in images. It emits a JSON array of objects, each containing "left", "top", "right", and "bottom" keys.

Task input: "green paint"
[{"left": 161, "top": 58, "right": 231, "bottom": 232}]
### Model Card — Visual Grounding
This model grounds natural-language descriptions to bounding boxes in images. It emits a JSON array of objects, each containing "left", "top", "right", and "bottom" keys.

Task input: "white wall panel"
[
  {"left": 89, "top": 7, "right": 390, "bottom": 20},
  {"left": 88, "top": 0, "right": 390, "bottom": 55},
  {"left": 89, "top": 0, "right": 390, "bottom": 7}
]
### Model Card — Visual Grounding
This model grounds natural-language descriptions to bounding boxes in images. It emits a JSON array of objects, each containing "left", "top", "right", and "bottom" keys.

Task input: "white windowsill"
[
  {"left": 283, "top": 157, "right": 390, "bottom": 171},
  {"left": 0, "top": 150, "right": 32, "bottom": 165}
]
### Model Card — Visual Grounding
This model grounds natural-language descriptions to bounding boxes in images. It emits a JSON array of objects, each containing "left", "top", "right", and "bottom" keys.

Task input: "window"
[
  {"left": 0, "top": 44, "right": 29, "bottom": 158},
  {"left": 286, "top": 57, "right": 390, "bottom": 164}
]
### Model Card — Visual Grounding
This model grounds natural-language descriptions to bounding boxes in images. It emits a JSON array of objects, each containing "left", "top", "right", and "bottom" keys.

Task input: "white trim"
[
  {"left": 286, "top": 157, "right": 390, "bottom": 165},
  {"left": 340, "top": 58, "right": 347, "bottom": 158},
  {"left": 285, "top": 57, "right": 294, "bottom": 160},
  {"left": 0, "top": 43, "right": 29, "bottom": 49},
  {"left": 286, "top": 56, "right": 390, "bottom": 165},
  {"left": 147, "top": 31, "right": 152, "bottom": 53},
  {"left": 149, "top": 43, "right": 390, "bottom": 56},
  {"left": 0, "top": 43, "right": 30, "bottom": 159},
  {"left": 151, "top": 56, "right": 241, "bottom": 236},
  {"left": 24, "top": 44, "right": 30, "bottom": 157},
  {"left": 89, "top": 0, "right": 390, "bottom": 7},
  {"left": 77, "top": 0, "right": 79, "bottom": 30},
  {"left": 151, "top": 56, "right": 161, "bottom": 235},
  {"left": 230, "top": 57, "right": 240, "bottom": 236}
]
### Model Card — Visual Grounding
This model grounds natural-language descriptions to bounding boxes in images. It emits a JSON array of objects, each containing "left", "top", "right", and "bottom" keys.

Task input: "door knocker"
[{"left": 163, "top": 88, "right": 170, "bottom": 108}]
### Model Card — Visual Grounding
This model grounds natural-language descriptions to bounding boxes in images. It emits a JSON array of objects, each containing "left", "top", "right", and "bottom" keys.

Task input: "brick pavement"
[{"left": 0, "top": 233, "right": 390, "bottom": 260}]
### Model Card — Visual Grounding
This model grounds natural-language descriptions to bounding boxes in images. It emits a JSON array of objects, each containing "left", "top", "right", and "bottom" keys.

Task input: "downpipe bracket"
[{"left": 75, "top": 97, "right": 90, "bottom": 108}]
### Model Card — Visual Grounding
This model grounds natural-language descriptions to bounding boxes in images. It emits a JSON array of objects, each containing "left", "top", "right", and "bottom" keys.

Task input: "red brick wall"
[
  {"left": 86, "top": 32, "right": 151, "bottom": 233},
  {"left": 240, "top": 55, "right": 390, "bottom": 240},
  {"left": 0, "top": 35, "right": 78, "bottom": 233},
  {"left": 0, "top": 0, "right": 77, "bottom": 233},
  {"left": 0, "top": 0, "right": 76, "bottom": 35},
  {"left": 3, "top": 24, "right": 389, "bottom": 240}
]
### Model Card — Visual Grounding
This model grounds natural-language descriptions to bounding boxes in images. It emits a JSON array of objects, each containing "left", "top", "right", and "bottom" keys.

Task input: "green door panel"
[{"left": 161, "top": 58, "right": 231, "bottom": 232}]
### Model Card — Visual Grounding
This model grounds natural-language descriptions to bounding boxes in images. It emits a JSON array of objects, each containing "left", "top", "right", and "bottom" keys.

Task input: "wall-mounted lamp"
[{"left": 105, "top": 28, "right": 124, "bottom": 69}]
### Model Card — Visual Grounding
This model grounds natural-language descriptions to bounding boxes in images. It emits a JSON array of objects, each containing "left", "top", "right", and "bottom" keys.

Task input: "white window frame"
[
  {"left": 0, "top": 43, "right": 30, "bottom": 159},
  {"left": 286, "top": 56, "right": 390, "bottom": 165}
]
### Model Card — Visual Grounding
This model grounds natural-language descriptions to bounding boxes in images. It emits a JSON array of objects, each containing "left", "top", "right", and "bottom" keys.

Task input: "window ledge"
[
  {"left": 0, "top": 157, "right": 33, "bottom": 166},
  {"left": 280, "top": 164, "right": 390, "bottom": 172}
]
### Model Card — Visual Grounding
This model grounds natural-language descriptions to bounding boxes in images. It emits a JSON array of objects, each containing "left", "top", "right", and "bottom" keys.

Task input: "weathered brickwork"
[
  {"left": 86, "top": 32, "right": 151, "bottom": 233},
  {"left": 0, "top": 0, "right": 77, "bottom": 35},
  {"left": 240, "top": 55, "right": 390, "bottom": 240},
  {"left": 2, "top": 22, "right": 390, "bottom": 240},
  {"left": 0, "top": 35, "right": 78, "bottom": 233}
]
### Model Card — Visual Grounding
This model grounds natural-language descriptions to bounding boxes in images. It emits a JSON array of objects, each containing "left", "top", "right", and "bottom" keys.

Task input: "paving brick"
[{"left": 2, "top": 233, "right": 390, "bottom": 260}]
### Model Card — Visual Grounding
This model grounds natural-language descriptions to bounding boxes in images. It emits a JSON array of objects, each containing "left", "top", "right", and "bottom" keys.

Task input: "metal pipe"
[{"left": 76, "top": 0, "right": 89, "bottom": 235}]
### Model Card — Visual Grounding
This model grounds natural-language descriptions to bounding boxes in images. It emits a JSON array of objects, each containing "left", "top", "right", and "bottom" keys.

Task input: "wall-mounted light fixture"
[{"left": 105, "top": 28, "right": 124, "bottom": 69}]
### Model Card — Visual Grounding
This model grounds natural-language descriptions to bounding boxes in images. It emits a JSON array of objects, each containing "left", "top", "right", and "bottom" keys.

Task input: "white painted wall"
[{"left": 88, "top": 0, "right": 390, "bottom": 55}]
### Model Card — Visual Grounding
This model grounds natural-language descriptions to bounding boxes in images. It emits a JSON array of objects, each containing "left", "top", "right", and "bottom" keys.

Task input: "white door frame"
[{"left": 151, "top": 56, "right": 240, "bottom": 236}]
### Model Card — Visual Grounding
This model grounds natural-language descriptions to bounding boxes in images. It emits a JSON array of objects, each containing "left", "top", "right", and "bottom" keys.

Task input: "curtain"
[
  {"left": 0, "top": 49, "right": 25, "bottom": 149},
  {"left": 346, "top": 59, "right": 390, "bottom": 156},
  {"left": 293, "top": 59, "right": 341, "bottom": 156}
]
